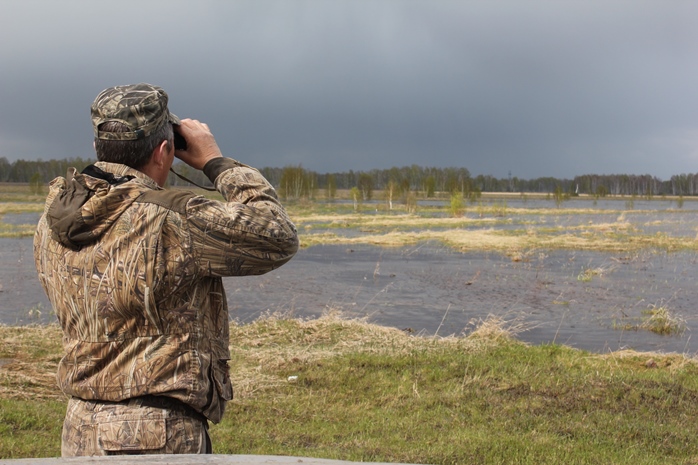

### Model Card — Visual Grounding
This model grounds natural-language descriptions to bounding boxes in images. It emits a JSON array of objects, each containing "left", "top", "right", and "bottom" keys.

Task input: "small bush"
[{"left": 449, "top": 192, "right": 463, "bottom": 217}]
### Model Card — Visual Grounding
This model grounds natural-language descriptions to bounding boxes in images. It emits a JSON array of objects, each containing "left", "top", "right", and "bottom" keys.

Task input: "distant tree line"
[
  {"left": 0, "top": 157, "right": 92, "bottom": 184},
  {"left": 3, "top": 156, "right": 698, "bottom": 199}
]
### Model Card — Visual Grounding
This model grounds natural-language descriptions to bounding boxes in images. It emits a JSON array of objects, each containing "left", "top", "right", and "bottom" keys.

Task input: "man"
[{"left": 33, "top": 83, "right": 299, "bottom": 455}]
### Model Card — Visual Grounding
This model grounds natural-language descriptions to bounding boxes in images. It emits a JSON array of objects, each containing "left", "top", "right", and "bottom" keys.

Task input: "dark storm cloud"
[{"left": 2, "top": 0, "right": 698, "bottom": 179}]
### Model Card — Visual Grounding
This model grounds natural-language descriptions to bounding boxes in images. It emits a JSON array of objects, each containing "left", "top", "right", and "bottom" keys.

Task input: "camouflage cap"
[{"left": 91, "top": 83, "right": 180, "bottom": 141}]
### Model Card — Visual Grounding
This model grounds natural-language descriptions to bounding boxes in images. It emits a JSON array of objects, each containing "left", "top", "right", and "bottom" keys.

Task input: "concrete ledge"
[{"left": 0, "top": 455, "right": 420, "bottom": 465}]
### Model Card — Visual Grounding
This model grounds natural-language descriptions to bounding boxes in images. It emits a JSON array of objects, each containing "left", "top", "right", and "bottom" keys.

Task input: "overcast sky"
[{"left": 2, "top": 0, "right": 698, "bottom": 179}]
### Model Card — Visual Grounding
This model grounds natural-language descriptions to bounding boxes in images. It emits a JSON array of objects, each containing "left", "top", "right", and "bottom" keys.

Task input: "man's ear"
[{"left": 151, "top": 139, "right": 171, "bottom": 168}]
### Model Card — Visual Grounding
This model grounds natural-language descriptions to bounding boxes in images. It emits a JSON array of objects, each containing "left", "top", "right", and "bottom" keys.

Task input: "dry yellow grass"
[
  {"left": 0, "top": 313, "right": 525, "bottom": 403},
  {"left": 294, "top": 213, "right": 501, "bottom": 228},
  {"left": 0, "top": 203, "right": 44, "bottom": 215},
  {"left": 0, "top": 325, "right": 63, "bottom": 401},
  {"left": 227, "top": 311, "right": 530, "bottom": 400},
  {"left": 299, "top": 218, "right": 696, "bottom": 254}
]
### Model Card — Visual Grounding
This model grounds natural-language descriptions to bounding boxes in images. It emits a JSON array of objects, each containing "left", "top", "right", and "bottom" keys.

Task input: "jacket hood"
[{"left": 46, "top": 163, "right": 159, "bottom": 249}]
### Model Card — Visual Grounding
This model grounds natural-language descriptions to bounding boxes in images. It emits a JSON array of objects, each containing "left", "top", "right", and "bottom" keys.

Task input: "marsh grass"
[
  {"left": 0, "top": 203, "right": 44, "bottom": 215},
  {"left": 0, "top": 184, "right": 46, "bottom": 204},
  {"left": 491, "top": 199, "right": 508, "bottom": 217},
  {"left": 0, "top": 222, "right": 37, "bottom": 238},
  {"left": 576, "top": 264, "right": 615, "bottom": 282},
  {"left": 288, "top": 202, "right": 698, "bottom": 254},
  {"left": 0, "top": 189, "right": 45, "bottom": 237},
  {"left": 3, "top": 315, "right": 698, "bottom": 463},
  {"left": 3, "top": 186, "right": 698, "bottom": 254},
  {"left": 613, "top": 305, "right": 687, "bottom": 336},
  {"left": 640, "top": 306, "right": 687, "bottom": 335},
  {"left": 298, "top": 220, "right": 697, "bottom": 255}
]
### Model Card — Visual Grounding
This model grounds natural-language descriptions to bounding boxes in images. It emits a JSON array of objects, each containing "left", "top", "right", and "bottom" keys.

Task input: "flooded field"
[
  {"left": 3, "top": 196, "right": 698, "bottom": 355},
  {"left": 4, "top": 243, "right": 698, "bottom": 355},
  {"left": 227, "top": 243, "right": 698, "bottom": 354}
]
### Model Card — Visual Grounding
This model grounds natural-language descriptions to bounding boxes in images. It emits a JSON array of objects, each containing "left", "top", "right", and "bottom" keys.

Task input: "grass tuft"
[
  {"left": 464, "top": 314, "right": 526, "bottom": 342},
  {"left": 613, "top": 305, "right": 688, "bottom": 336},
  {"left": 640, "top": 306, "right": 686, "bottom": 336}
]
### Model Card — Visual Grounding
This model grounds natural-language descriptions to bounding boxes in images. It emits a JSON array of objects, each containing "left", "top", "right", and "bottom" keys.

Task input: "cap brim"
[{"left": 169, "top": 112, "right": 181, "bottom": 126}]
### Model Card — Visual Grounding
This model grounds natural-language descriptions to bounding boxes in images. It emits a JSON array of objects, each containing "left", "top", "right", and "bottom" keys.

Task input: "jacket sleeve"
[{"left": 184, "top": 158, "right": 299, "bottom": 277}]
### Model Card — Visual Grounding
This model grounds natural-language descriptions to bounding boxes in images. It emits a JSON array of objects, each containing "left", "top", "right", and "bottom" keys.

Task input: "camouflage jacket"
[{"left": 34, "top": 159, "right": 298, "bottom": 423}]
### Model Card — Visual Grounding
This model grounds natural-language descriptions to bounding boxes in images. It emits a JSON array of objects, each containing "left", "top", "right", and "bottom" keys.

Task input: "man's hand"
[{"left": 174, "top": 119, "right": 223, "bottom": 170}]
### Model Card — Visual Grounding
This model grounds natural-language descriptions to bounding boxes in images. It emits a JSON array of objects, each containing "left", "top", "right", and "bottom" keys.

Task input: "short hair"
[{"left": 94, "top": 121, "right": 173, "bottom": 170}]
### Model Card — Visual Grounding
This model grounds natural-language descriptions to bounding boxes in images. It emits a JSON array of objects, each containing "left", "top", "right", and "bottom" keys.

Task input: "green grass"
[
  {"left": 217, "top": 345, "right": 698, "bottom": 464},
  {"left": 0, "top": 400, "right": 64, "bottom": 458},
  {"left": 2, "top": 316, "right": 698, "bottom": 463}
]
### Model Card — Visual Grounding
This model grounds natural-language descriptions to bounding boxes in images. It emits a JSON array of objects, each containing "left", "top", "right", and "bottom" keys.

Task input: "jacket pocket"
[
  {"left": 201, "top": 355, "right": 233, "bottom": 423},
  {"left": 213, "top": 358, "right": 233, "bottom": 402},
  {"left": 210, "top": 339, "right": 233, "bottom": 402},
  {"left": 98, "top": 418, "right": 166, "bottom": 452}
]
